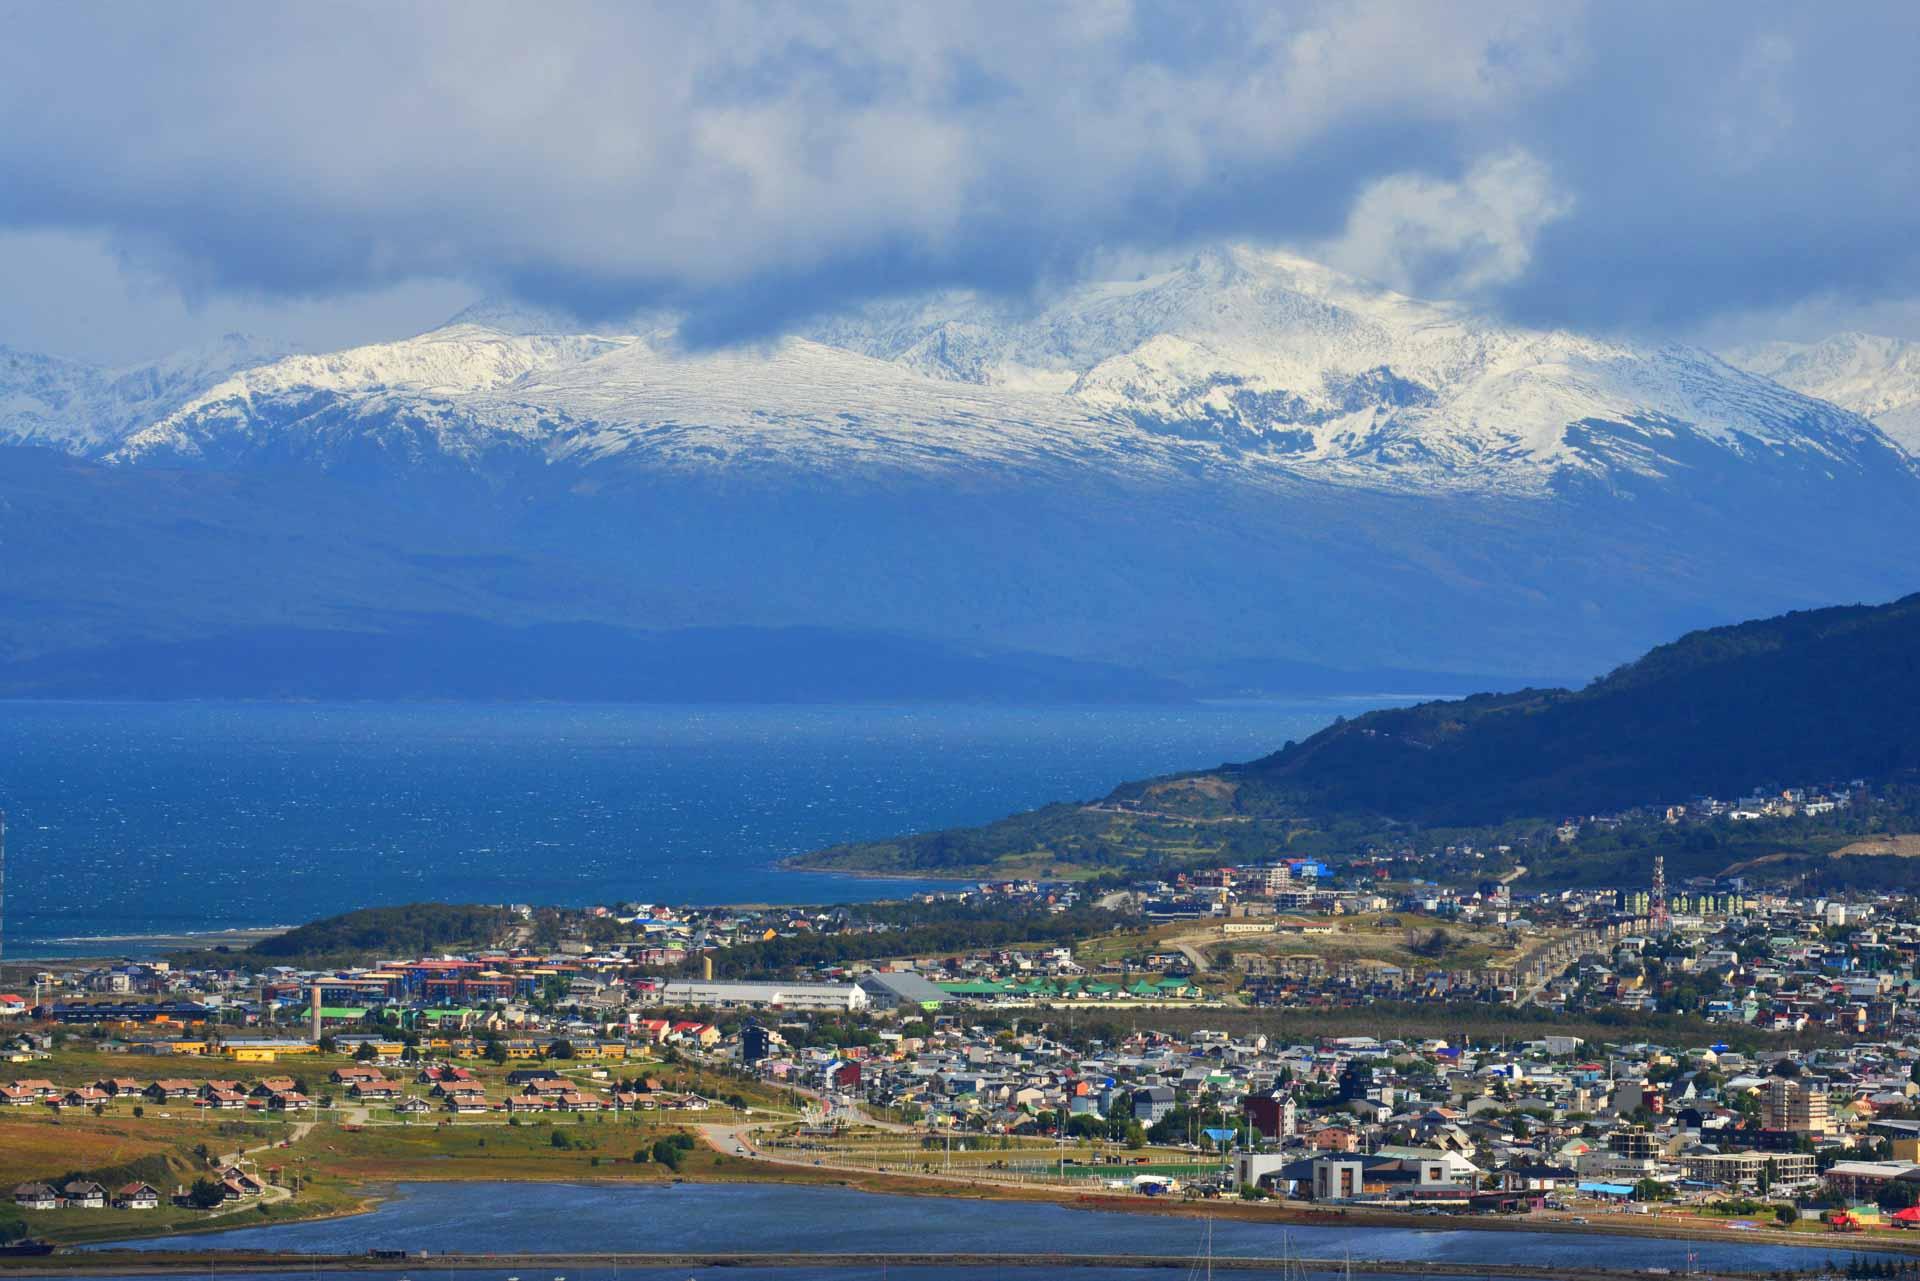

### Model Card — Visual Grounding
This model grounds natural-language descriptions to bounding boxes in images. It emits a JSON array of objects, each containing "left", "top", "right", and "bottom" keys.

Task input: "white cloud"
[{"left": 1316, "top": 149, "right": 1572, "bottom": 298}]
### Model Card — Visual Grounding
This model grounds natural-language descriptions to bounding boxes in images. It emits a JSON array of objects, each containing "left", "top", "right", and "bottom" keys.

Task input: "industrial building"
[{"left": 655, "top": 979, "right": 868, "bottom": 1012}]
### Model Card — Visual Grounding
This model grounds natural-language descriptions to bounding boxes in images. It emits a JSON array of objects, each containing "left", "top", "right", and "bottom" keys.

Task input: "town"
[{"left": 7, "top": 806, "right": 1920, "bottom": 1254}]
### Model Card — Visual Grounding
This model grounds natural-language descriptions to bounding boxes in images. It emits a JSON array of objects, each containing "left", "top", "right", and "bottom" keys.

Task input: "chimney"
[
  {"left": 310, "top": 984, "right": 323, "bottom": 1043},
  {"left": 702, "top": 953, "right": 714, "bottom": 982}
]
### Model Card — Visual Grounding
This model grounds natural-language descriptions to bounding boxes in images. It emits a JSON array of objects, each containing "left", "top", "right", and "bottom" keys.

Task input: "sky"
[{"left": 2, "top": 2, "right": 1916, "bottom": 365}]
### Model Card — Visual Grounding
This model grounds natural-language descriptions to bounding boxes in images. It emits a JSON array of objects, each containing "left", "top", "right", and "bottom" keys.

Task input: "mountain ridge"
[
  {"left": 1724, "top": 331, "right": 1920, "bottom": 454},
  {"left": 3, "top": 246, "right": 1920, "bottom": 697}
]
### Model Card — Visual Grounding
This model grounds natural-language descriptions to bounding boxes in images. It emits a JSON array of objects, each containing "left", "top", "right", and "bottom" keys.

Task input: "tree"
[
  {"left": 186, "top": 1178, "right": 227, "bottom": 1210},
  {"left": 548, "top": 1039, "right": 576, "bottom": 1060},
  {"left": 485, "top": 1037, "right": 509, "bottom": 1066},
  {"left": 651, "top": 1137, "right": 684, "bottom": 1171},
  {"left": 1777, "top": 1204, "right": 1799, "bottom": 1226},
  {"left": 354, "top": 1041, "right": 378, "bottom": 1062}
]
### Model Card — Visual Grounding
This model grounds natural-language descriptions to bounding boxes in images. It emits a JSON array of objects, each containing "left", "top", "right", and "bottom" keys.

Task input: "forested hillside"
[{"left": 1221, "top": 592, "right": 1920, "bottom": 824}]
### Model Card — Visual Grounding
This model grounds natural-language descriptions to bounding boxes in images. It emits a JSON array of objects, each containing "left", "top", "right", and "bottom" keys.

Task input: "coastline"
[{"left": 774, "top": 856, "right": 981, "bottom": 883}]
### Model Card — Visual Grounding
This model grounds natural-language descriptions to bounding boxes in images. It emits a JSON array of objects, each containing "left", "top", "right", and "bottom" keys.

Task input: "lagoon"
[{"left": 105, "top": 1181, "right": 1866, "bottom": 1275}]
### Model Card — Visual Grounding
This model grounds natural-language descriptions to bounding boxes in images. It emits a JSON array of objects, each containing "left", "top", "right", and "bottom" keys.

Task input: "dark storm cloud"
[{"left": 1, "top": 1, "right": 1914, "bottom": 343}]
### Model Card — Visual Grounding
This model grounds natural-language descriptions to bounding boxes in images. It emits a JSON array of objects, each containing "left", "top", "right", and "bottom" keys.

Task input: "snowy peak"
[
  {"left": 10, "top": 243, "right": 1915, "bottom": 497},
  {"left": 1724, "top": 332, "right": 1920, "bottom": 454},
  {"left": 112, "top": 323, "right": 631, "bottom": 463},
  {"left": 0, "top": 333, "right": 284, "bottom": 452}
]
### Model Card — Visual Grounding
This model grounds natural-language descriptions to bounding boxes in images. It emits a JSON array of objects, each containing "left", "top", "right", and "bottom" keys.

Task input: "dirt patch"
[
  {"left": 1832, "top": 834, "right": 1920, "bottom": 858},
  {"left": 1141, "top": 775, "right": 1237, "bottom": 802}
]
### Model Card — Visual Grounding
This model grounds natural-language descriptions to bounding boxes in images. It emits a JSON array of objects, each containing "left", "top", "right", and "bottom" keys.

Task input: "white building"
[{"left": 656, "top": 979, "right": 869, "bottom": 1012}]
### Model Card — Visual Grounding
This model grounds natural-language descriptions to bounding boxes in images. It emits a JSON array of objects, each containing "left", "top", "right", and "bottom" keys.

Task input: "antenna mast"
[{"left": 1651, "top": 853, "right": 1670, "bottom": 937}]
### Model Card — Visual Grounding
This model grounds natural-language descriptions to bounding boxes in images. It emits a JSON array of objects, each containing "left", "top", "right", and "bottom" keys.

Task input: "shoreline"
[{"left": 774, "top": 856, "right": 981, "bottom": 883}]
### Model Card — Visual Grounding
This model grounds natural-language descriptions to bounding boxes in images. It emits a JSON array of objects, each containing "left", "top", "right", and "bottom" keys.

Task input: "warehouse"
[
  {"left": 856, "top": 970, "right": 951, "bottom": 1012},
  {"left": 656, "top": 979, "right": 869, "bottom": 1012}
]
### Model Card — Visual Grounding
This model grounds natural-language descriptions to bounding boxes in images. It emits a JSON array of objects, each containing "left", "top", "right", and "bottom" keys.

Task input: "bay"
[{"left": 0, "top": 698, "right": 1403, "bottom": 956}]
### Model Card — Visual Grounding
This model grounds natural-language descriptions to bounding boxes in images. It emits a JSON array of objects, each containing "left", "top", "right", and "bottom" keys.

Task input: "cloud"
[
  {"left": 1316, "top": 149, "right": 1571, "bottom": 298},
  {"left": 0, "top": 1, "right": 1916, "bottom": 350}
]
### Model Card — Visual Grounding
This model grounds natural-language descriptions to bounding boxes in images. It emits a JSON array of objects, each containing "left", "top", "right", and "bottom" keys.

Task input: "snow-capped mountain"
[
  {"left": 5, "top": 245, "right": 1920, "bottom": 697},
  {"left": 1724, "top": 332, "right": 1920, "bottom": 455},
  {"left": 102, "top": 246, "right": 1911, "bottom": 499},
  {"left": 0, "top": 333, "right": 284, "bottom": 453}
]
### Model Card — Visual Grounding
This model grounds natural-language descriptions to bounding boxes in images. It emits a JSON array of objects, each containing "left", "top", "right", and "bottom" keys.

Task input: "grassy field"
[
  {"left": 0, "top": 1111, "right": 225, "bottom": 1188},
  {"left": 0, "top": 1042, "right": 803, "bottom": 1244}
]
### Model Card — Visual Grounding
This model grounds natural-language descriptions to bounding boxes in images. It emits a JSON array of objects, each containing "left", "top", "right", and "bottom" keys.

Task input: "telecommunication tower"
[{"left": 1650, "top": 852, "right": 1670, "bottom": 935}]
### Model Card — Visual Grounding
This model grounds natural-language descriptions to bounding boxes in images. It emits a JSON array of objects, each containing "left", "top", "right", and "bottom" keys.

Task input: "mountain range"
[
  {"left": 1723, "top": 332, "right": 1920, "bottom": 455},
  {"left": 3, "top": 245, "right": 1919, "bottom": 699}
]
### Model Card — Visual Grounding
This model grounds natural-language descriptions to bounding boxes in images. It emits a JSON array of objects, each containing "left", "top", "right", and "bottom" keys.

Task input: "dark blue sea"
[{"left": 0, "top": 699, "right": 1407, "bottom": 957}]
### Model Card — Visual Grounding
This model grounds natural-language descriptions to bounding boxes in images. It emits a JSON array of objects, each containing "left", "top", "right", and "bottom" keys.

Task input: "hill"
[
  {"left": 793, "top": 592, "right": 1920, "bottom": 875},
  {"left": 1216, "top": 591, "right": 1920, "bottom": 825},
  {"left": 179, "top": 903, "right": 518, "bottom": 966}
]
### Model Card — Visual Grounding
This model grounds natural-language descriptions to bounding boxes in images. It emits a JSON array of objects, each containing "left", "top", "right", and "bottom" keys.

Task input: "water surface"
[
  {"left": 107, "top": 1181, "right": 1865, "bottom": 1274},
  {"left": 0, "top": 699, "right": 1402, "bottom": 954}
]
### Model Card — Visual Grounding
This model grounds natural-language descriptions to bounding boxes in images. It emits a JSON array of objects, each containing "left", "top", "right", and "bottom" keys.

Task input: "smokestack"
[
  {"left": 702, "top": 953, "right": 714, "bottom": 981},
  {"left": 311, "top": 984, "right": 323, "bottom": 1043}
]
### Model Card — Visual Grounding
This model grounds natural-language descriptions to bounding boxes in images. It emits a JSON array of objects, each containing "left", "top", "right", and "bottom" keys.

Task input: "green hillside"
[
  {"left": 795, "top": 591, "right": 1920, "bottom": 876},
  {"left": 1222, "top": 591, "right": 1920, "bottom": 824}
]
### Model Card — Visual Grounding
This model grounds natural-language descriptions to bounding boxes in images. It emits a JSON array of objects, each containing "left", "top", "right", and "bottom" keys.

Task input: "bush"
[{"left": 651, "top": 1138, "right": 684, "bottom": 1171}]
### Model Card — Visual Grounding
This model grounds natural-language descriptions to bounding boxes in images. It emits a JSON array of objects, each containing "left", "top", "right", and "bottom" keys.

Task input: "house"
[
  {"left": 12, "top": 1183, "right": 57, "bottom": 1210},
  {"left": 114, "top": 1182, "right": 160, "bottom": 1210},
  {"left": 266, "top": 1090, "right": 312, "bottom": 1112},
  {"left": 217, "top": 1168, "right": 266, "bottom": 1197},
  {"left": 143, "top": 1079, "right": 198, "bottom": 1102},
  {"left": 329, "top": 1067, "right": 386, "bottom": 1086},
  {"left": 1132, "top": 1086, "right": 1177, "bottom": 1123},
  {"left": 0, "top": 995, "right": 28, "bottom": 1019},
  {"left": 202, "top": 1087, "right": 250, "bottom": 1110},
  {"left": 60, "top": 1180, "right": 107, "bottom": 1209},
  {"left": 1500, "top": 1164, "right": 1580, "bottom": 1194},
  {"left": 61, "top": 1087, "right": 112, "bottom": 1109}
]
